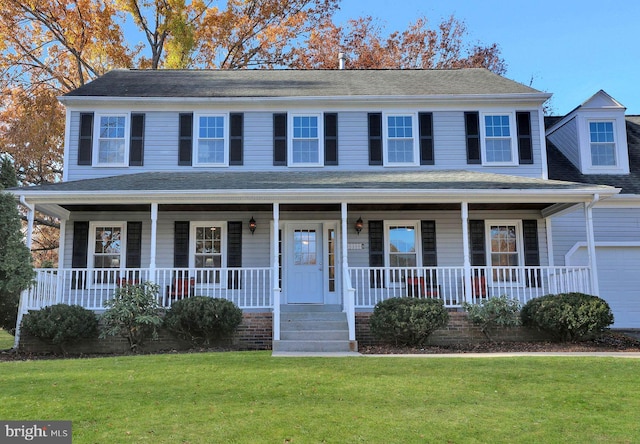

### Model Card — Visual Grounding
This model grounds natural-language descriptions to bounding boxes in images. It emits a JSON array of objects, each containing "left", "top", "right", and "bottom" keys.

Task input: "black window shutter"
[
  {"left": 368, "top": 220, "right": 384, "bottom": 287},
  {"left": 129, "top": 113, "right": 145, "bottom": 166},
  {"left": 465, "top": 112, "right": 481, "bottom": 164},
  {"left": 174, "top": 221, "right": 190, "bottom": 267},
  {"left": 368, "top": 113, "right": 383, "bottom": 165},
  {"left": 126, "top": 221, "right": 143, "bottom": 268},
  {"left": 178, "top": 113, "right": 193, "bottom": 166},
  {"left": 324, "top": 113, "right": 338, "bottom": 165},
  {"left": 469, "top": 220, "right": 486, "bottom": 266},
  {"left": 78, "top": 113, "right": 93, "bottom": 165},
  {"left": 419, "top": 112, "right": 434, "bottom": 165},
  {"left": 273, "top": 113, "right": 287, "bottom": 166},
  {"left": 522, "top": 220, "right": 540, "bottom": 266},
  {"left": 229, "top": 113, "right": 244, "bottom": 165},
  {"left": 517, "top": 112, "right": 533, "bottom": 164},
  {"left": 421, "top": 221, "right": 437, "bottom": 266},
  {"left": 227, "top": 221, "right": 242, "bottom": 289},
  {"left": 71, "top": 221, "right": 89, "bottom": 289}
]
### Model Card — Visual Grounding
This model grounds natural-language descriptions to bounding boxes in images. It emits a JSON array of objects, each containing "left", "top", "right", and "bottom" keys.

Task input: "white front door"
[{"left": 286, "top": 224, "right": 324, "bottom": 303}]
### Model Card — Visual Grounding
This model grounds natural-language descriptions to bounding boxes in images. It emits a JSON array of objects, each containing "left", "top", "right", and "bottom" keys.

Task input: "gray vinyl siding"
[
  {"left": 64, "top": 209, "right": 548, "bottom": 269},
  {"left": 552, "top": 206, "right": 640, "bottom": 265},
  {"left": 66, "top": 109, "right": 546, "bottom": 180},
  {"left": 547, "top": 117, "right": 580, "bottom": 169}
]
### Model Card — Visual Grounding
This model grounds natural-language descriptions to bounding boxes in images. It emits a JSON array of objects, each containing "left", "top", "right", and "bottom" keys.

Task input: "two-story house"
[{"left": 12, "top": 69, "right": 617, "bottom": 351}]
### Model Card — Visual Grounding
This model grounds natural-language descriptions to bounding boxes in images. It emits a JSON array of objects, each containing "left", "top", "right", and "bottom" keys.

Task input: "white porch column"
[
  {"left": 272, "top": 203, "right": 281, "bottom": 341},
  {"left": 20, "top": 197, "right": 35, "bottom": 250},
  {"left": 56, "top": 219, "right": 67, "bottom": 304},
  {"left": 341, "top": 202, "right": 355, "bottom": 341},
  {"left": 150, "top": 203, "right": 158, "bottom": 282},
  {"left": 461, "top": 202, "right": 472, "bottom": 304},
  {"left": 584, "top": 195, "right": 600, "bottom": 295}
]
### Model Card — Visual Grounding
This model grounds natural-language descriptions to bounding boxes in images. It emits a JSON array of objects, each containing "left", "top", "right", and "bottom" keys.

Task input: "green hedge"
[
  {"left": 164, "top": 297, "right": 243, "bottom": 346},
  {"left": 370, "top": 297, "right": 449, "bottom": 346},
  {"left": 521, "top": 292, "right": 613, "bottom": 341},
  {"left": 22, "top": 304, "right": 99, "bottom": 352}
]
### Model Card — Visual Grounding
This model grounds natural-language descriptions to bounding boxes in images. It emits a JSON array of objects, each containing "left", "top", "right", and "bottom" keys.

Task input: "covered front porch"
[{"left": 13, "top": 170, "right": 618, "bottom": 348}]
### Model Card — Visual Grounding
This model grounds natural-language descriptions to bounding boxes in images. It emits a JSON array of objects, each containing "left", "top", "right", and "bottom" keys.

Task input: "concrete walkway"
[{"left": 273, "top": 351, "right": 640, "bottom": 358}]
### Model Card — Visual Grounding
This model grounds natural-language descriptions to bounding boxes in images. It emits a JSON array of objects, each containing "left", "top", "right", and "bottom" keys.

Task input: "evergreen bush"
[
  {"left": 521, "top": 292, "right": 614, "bottom": 341},
  {"left": 21, "top": 304, "right": 98, "bottom": 353},
  {"left": 463, "top": 295, "right": 521, "bottom": 341},
  {"left": 164, "top": 296, "right": 243, "bottom": 346},
  {"left": 370, "top": 297, "right": 449, "bottom": 346}
]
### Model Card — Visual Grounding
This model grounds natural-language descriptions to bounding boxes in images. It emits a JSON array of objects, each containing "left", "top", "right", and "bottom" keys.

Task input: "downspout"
[{"left": 584, "top": 194, "right": 600, "bottom": 295}]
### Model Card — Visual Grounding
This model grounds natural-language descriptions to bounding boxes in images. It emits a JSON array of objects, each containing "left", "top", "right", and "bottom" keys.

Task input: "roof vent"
[{"left": 338, "top": 52, "right": 345, "bottom": 70}]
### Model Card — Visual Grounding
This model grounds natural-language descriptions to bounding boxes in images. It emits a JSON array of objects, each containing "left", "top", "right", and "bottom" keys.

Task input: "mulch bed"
[
  {"left": 2, "top": 333, "right": 640, "bottom": 361},
  {"left": 359, "top": 332, "right": 640, "bottom": 354}
]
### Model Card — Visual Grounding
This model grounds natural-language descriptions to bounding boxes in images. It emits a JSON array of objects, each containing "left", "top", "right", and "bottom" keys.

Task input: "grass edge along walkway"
[{"left": 1, "top": 351, "right": 639, "bottom": 443}]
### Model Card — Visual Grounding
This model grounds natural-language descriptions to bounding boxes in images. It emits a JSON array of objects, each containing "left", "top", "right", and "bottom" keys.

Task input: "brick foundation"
[
  {"left": 19, "top": 312, "right": 273, "bottom": 354},
  {"left": 356, "top": 310, "right": 551, "bottom": 346}
]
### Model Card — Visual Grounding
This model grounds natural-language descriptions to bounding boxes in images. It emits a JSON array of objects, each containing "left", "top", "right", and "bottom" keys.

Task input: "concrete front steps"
[{"left": 272, "top": 304, "right": 358, "bottom": 353}]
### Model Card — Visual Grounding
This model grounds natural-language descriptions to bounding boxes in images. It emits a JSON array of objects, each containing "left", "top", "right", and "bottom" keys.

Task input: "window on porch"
[
  {"left": 387, "top": 224, "right": 418, "bottom": 285},
  {"left": 487, "top": 221, "right": 523, "bottom": 283},
  {"left": 191, "top": 223, "right": 226, "bottom": 285},
  {"left": 90, "top": 223, "right": 125, "bottom": 284}
]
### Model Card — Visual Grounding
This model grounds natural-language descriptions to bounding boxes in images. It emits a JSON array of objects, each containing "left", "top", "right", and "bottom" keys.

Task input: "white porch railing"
[
  {"left": 20, "top": 267, "right": 272, "bottom": 313},
  {"left": 348, "top": 265, "right": 593, "bottom": 308}
]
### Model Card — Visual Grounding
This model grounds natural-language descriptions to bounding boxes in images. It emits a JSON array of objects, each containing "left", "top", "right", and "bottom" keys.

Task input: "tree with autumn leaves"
[{"left": 0, "top": 0, "right": 506, "bottom": 263}]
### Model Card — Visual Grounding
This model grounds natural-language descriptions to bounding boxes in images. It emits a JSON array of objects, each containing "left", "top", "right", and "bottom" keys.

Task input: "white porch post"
[
  {"left": 56, "top": 219, "right": 67, "bottom": 304},
  {"left": 585, "top": 195, "right": 600, "bottom": 295},
  {"left": 150, "top": 203, "right": 158, "bottom": 282},
  {"left": 272, "top": 203, "right": 281, "bottom": 341},
  {"left": 461, "top": 202, "right": 472, "bottom": 303},
  {"left": 341, "top": 202, "right": 355, "bottom": 342},
  {"left": 20, "top": 197, "right": 35, "bottom": 250}
]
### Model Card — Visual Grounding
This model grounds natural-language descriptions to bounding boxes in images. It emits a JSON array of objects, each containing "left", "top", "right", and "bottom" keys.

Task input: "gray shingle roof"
[
  {"left": 63, "top": 68, "right": 542, "bottom": 98},
  {"left": 546, "top": 116, "right": 640, "bottom": 194},
  {"left": 18, "top": 170, "right": 612, "bottom": 194}
]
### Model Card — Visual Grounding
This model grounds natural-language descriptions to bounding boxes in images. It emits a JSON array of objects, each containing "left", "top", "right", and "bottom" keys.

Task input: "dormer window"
[{"left": 589, "top": 121, "right": 616, "bottom": 166}]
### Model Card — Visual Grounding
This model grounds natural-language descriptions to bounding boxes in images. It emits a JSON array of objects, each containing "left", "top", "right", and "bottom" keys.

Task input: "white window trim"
[
  {"left": 382, "top": 112, "right": 419, "bottom": 167},
  {"left": 587, "top": 119, "right": 617, "bottom": 168},
  {"left": 485, "top": 220, "right": 524, "bottom": 286},
  {"left": 384, "top": 221, "right": 422, "bottom": 287},
  {"left": 480, "top": 112, "right": 518, "bottom": 166},
  {"left": 193, "top": 113, "right": 229, "bottom": 167},
  {"left": 288, "top": 112, "right": 324, "bottom": 167},
  {"left": 88, "top": 221, "right": 127, "bottom": 288},
  {"left": 92, "top": 112, "right": 130, "bottom": 167},
  {"left": 189, "top": 221, "right": 227, "bottom": 287}
]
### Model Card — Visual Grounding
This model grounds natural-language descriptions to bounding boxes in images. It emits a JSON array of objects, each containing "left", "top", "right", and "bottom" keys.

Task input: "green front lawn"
[
  {"left": 0, "top": 329, "right": 14, "bottom": 349},
  {"left": 1, "top": 352, "right": 638, "bottom": 443}
]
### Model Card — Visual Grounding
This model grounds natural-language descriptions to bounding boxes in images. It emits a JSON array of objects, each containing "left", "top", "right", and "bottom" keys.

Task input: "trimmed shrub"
[
  {"left": 521, "top": 292, "right": 614, "bottom": 341},
  {"left": 0, "top": 291, "right": 20, "bottom": 335},
  {"left": 463, "top": 295, "right": 521, "bottom": 341},
  {"left": 370, "top": 297, "right": 449, "bottom": 346},
  {"left": 100, "top": 282, "right": 163, "bottom": 351},
  {"left": 21, "top": 304, "right": 98, "bottom": 353},
  {"left": 164, "top": 297, "right": 243, "bottom": 346}
]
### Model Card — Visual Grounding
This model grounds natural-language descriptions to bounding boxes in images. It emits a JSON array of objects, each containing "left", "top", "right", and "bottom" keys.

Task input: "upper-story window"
[
  {"left": 289, "top": 114, "right": 323, "bottom": 166},
  {"left": 384, "top": 114, "right": 418, "bottom": 165},
  {"left": 482, "top": 114, "right": 517, "bottom": 165},
  {"left": 195, "top": 114, "right": 228, "bottom": 166},
  {"left": 95, "top": 114, "right": 129, "bottom": 166},
  {"left": 589, "top": 121, "right": 616, "bottom": 166}
]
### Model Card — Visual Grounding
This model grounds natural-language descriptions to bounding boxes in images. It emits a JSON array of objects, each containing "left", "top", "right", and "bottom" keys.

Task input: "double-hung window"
[
  {"left": 90, "top": 222, "right": 126, "bottom": 284},
  {"left": 482, "top": 114, "right": 517, "bottom": 165},
  {"left": 486, "top": 221, "right": 523, "bottom": 283},
  {"left": 195, "top": 114, "right": 227, "bottom": 166},
  {"left": 589, "top": 121, "right": 616, "bottom": 166},
  {"left": 386, "top": 222, "right": 419, "bottom": 285},
  {"left": 289, "top": 114, "right": 322, "bottom": 166},
  {"left": 384, "top": 114, "right": 418, "bottom": 165},
  {"left": 191, "top": 223, "right": 226, "bottom": 285},
  {"left": 95, "top": 114, "right": 129, "bottom": 166}
]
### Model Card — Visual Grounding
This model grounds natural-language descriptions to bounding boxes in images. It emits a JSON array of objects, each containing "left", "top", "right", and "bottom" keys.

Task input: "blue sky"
[{"left": 334, "top": 0, "right": 639, "bottom": 115}]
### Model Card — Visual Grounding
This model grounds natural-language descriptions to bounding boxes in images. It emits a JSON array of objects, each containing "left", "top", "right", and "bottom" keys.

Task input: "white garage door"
[{"left": 568, "top": 246, "right": 640, "bottom": 328}]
